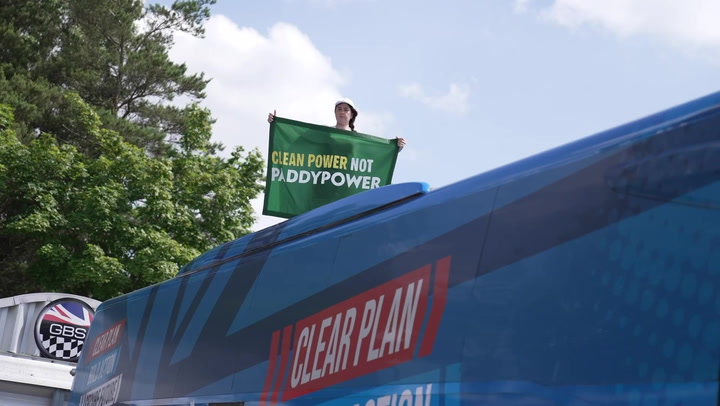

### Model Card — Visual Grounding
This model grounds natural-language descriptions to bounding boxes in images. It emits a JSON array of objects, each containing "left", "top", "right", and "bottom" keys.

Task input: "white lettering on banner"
[
  {"left": 80, "top": 374, "right": 122, "bottom": 406},
  {"left": 271, "top": 168, "right": 382, "bottom": 190},
  {"left": 264, "top": 260, "right": 452, "bottom": 403},
  {"left": 351, "top": 384, "right": 433, "bottom": 406},
  {"left": 350, "top": 158, "right": 374, "bottom": 172},
  {"left": 290, "top": 279, "right": 424, "bottom": 389},
  {"left": 291, "top": 308, "right": 358, "bottom": 388}
]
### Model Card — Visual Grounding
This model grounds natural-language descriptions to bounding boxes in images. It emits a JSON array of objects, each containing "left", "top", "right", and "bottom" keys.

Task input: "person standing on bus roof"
[{"left": 267, "top": 98, "right": 406, "bottom": 150}]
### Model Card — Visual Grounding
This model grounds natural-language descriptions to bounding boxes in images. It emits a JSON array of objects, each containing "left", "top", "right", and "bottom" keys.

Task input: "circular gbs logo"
[{"left": 34, "top": 298, "right": 95, "bottom": 362}]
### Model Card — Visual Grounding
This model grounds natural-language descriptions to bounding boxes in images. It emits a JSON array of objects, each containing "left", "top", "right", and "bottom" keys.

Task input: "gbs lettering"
[{"left": 49, "top": 323, "right": 87, "bottom": 339}]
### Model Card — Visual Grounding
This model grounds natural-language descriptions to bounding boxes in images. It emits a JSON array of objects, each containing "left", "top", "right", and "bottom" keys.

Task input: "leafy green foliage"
[
  {"left": 0, "top": 96, "right": 264, "bottom": 300},
  {"left": 0, "top": 0, "right": 265, "bottom": 301},
  {"left": 1, "top": 0, "right": 217, "bottom": 155},
  {"left": 0, "top": 0, "right": 67, "bottom": 78}
]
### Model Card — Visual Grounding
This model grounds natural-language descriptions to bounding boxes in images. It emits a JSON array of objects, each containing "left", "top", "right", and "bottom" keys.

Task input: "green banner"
[{"left": 263, "top": 117, "right": 399, "bottom": 218}]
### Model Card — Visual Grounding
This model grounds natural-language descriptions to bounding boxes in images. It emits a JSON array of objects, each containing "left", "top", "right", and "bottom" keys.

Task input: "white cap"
[{"left": 335, "top": 98, "right": 356, "bottom": 111}]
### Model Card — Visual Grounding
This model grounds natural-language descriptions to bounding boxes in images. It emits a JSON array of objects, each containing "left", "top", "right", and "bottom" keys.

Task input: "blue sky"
[{"left": 158, "top": 0, "right": 720, "bottom": 229}]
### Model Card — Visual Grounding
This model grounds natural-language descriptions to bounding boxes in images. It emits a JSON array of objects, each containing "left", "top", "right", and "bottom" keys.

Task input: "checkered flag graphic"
[{"left": 41, "top": 332, "right": 84, "bottom": 360}]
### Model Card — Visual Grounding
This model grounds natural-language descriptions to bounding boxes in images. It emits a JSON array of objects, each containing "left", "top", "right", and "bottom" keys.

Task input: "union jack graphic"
[
  {"left": 42, "top": 301, "right": 94, "bottom": 327},
  {"left": 36, "top": 299, "right": 95, "bottom": 362}
]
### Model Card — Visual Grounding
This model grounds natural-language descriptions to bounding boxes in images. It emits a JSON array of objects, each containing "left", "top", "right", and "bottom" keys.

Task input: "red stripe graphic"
[
  {"left": 86, "top": 320, "right": 126, "bottom": 363},
  {"left": 55, "top": 306, "right": 70, "bottom": 319},
  {"left": 282, "top": 265, "right": 432, "bottom": 401},
  {"left": 259, "top": 329, "right": 281, "bottom": 406},
  {"left": 419, "top": 256, "right": 451, "bottom": 357},
  {"left": 262, "top": 256, "right": 452, "bottom": 405},
  {"left": 271, "top": 324, "right": 294, "bottom": 404},
  {"left": 43, "top": 314, "right": 76, "bottom": 323}
]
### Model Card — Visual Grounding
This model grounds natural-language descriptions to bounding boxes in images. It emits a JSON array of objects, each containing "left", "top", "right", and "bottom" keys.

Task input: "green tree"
[
  {"left": 0, "top": 0, "right": 215, "bottom": 154},
  {"left": 0, "top": 0, "right": 266, "bottom": 300},
  {"left": 0, "top": 0, "right": 66, "bottom": 78},
  {"left": 0, "top": 97, "right": 264, "bottom": 300}
]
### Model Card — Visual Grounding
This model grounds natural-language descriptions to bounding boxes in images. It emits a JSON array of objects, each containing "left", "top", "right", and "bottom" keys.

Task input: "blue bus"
[{"left": 69, "top": 92, "right": 720, "bottom": 406}]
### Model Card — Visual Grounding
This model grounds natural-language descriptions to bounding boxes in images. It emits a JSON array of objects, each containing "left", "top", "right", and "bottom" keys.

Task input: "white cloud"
[
  {"left": 399, "top": 83, "right": 470, "bottom": 114},
  {"left": 168, "top": 16, "right": 388, "bottom": 230},
  {"left": 357, "top": 111, "right": 394, "bottom": 137},
  {"left": 307, "top": 0, "right": 356, "bottom": 6},
  {"left": 517, "top": 0, "right": 720, "bottom": 49},
  {"left": 171, "top": 17, "right": 345, "bottom": 147},
  {"left": 514, "top": 0, "right": 531, "bottom": 13},
  {"left": 287, "top": 0, "right": 367, "bottom": 7}
]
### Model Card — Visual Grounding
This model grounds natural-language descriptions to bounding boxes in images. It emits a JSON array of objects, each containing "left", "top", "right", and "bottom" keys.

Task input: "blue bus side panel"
[{"left": 69, "top": 93, "right": 720, "bottom": 406}]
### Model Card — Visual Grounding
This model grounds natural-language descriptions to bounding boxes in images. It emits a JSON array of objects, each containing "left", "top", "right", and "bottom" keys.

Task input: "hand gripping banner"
[{"left": 263, "top": 117, "right": 399, "bottom": 218}]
